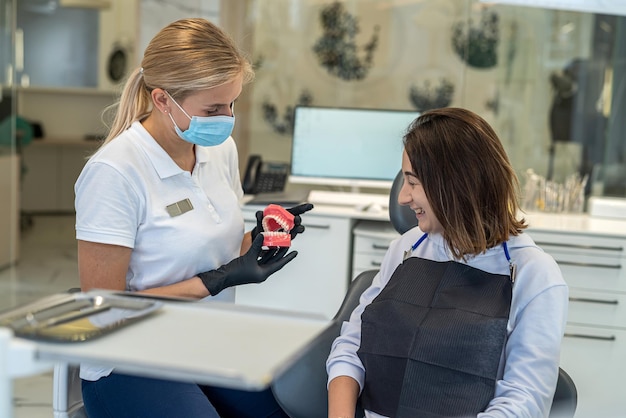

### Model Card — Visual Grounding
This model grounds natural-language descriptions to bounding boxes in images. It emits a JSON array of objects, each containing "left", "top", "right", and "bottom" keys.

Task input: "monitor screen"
[{"left": 289, "top": 106, "right": 420, "bottom": 189}]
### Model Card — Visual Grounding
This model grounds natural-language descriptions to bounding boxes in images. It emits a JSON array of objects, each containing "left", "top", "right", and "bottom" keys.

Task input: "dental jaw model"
[{"left": 262, "top": 204, "right": 295, "bottom": 248}]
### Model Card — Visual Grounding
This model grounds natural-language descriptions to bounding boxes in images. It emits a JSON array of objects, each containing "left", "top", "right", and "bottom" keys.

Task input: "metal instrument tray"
[{"left": 0, "top": 291, "right": 163, "bottom": 343}]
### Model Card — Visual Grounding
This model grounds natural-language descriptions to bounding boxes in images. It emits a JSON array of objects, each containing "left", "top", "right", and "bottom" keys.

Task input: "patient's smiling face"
[{"left": 398, "top": 150, "right": 443, "bottom": 235}]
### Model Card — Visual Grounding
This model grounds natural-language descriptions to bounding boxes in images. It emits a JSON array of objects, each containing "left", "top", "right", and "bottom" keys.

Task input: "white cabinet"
[
  {"left": 352, "top": 220, "right": 399, "bottom": 279},
  {"left": 21, "top": 141, "right": 98, "bottom": 212},
  {"left": 527, "top": 229, "right": 626, "bottom": 418},
  {"left": 236, "top": 206, "right": 354, "bottom": 319},
  {"left": 560, "top": 324, "right": 626, "bottom": 418}
]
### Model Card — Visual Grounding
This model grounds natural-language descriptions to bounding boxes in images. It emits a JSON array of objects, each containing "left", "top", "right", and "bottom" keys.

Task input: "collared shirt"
[
  {"left": 76, "top": 122, "right": 245, "bottom": 381},
  {"left": 76, "top": 121, "right": 244, "bottom": 296}
]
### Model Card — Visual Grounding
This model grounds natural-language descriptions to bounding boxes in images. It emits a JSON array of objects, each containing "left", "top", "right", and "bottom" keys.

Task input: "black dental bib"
[{"left": 357, "top": 255, "right": 513, "bottom": 417}]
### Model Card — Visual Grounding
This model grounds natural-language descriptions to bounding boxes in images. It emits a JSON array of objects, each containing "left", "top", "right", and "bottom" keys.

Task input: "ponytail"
[{"left": 101, "top": 68, "right": 152, "bottom": 145}]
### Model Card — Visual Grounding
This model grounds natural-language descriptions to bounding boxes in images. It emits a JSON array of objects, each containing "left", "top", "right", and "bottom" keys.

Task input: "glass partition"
[{"left": 231, "top": 0, "right": 626, "bottom": 207}]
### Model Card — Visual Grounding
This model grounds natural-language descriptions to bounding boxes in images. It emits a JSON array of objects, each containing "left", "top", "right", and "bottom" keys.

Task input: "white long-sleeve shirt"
[{"left": 327, "top": 227, "right": 568, "bottom": 418}]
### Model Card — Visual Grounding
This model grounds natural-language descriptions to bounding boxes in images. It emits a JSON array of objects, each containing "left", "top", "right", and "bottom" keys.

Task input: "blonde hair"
[
  {"left": 403, "top": 107, "right": 526, "bottom": 259},
  {"left": 101, "top": 18, "right": 254, "bottom": 144}
]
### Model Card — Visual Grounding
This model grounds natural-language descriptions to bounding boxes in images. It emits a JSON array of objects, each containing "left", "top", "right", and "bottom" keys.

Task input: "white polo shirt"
[{"left": 75, "top": 121, "right": 245, "bottom": 302}]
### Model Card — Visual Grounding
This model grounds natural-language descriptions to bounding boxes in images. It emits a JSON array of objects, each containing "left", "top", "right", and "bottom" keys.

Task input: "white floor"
[{"left": 0, "top": 215, "right": 80, "bottom": 418}]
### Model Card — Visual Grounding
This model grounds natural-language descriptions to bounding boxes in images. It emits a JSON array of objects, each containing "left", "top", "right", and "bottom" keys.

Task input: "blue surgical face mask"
[{"left": 166, "top": 92, "right": 235, "bottom": 147}]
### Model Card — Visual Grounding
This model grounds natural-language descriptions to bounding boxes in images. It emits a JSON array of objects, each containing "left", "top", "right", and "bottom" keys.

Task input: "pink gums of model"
[{"left": 261, "top": 204, "right": 295, "bottom": 247}]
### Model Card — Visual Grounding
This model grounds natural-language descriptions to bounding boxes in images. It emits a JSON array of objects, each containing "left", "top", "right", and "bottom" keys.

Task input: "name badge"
[{"left": 166, "top": 198, "right": 194, "bottom": 217}]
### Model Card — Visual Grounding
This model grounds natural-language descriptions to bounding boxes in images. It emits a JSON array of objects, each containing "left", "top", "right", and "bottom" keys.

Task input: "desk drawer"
[
  {"left": 353, "top": 252, "right": 385, "bottom": 270},
  {"left": 553, "top": 254, "right": 625, "bottom": 292},
  {"left": 528, "top": 230, "right": 626, "bottom": 290},
  {"left": 567, "top": 289, "right": 626, "bottom": 328},
  {"left": 529, "top": 231, "right": 626, "bottom": 258},
  {"left": 561, "top": 324, "right": 626, "bottom": 418},
  {"left": 354, "top": 235, "right": 393, "bottom": 255}
]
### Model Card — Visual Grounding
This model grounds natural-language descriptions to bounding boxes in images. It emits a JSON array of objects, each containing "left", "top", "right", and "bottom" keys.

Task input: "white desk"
[{"left": 0, "top": 295, "right": 329, "bottom": 418}]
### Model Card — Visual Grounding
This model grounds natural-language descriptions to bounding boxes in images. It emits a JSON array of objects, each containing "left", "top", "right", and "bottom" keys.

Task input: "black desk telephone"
[{"left": 242, "top": 155, "right": 289, "bottom": 194}]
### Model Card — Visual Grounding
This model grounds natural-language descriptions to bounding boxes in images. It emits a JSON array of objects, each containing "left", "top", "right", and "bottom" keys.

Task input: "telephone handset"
[{"left": 242, "top": 154, "right": 289, "bottom": 195}]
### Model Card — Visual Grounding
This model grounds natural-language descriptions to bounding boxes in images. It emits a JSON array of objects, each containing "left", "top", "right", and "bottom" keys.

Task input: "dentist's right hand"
[{"left": 197, "top": 234, "right": 297, "bottom": 296}]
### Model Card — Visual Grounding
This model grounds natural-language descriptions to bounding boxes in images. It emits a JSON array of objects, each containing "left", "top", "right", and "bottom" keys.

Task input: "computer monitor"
[{"left": 289, "top": 106, "right": 420, "bottom": 191}]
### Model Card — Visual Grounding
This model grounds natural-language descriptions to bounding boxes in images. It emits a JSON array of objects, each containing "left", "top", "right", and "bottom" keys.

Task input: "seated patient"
[{"left": 326, "top": 107, "right": 568, "bottom": 418}]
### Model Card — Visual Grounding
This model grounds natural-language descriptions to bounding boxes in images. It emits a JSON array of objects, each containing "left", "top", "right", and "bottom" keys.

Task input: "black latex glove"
[
  {"left": 251, "top": 203, "right": 315, "bottom": 241},
  {"left": 198, "top": 234, "right": 297, "bottom": 296}
]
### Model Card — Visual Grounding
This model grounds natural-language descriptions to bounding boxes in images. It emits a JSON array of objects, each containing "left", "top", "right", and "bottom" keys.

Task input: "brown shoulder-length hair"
[{"left": 403, "top": 107, "right": 526, "bottom": 259}]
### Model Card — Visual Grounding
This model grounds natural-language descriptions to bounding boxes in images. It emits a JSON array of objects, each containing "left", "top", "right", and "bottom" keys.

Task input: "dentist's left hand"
[{"left": 198, "top": 234, "right": 296, "bottom": 296}]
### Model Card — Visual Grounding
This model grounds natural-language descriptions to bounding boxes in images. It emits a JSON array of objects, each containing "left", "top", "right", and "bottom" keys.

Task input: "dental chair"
[{"left": 270, "top": 170, "right": 577, "bottom": 418}]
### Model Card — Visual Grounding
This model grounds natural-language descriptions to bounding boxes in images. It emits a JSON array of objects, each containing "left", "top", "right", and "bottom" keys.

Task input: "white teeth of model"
[
  {"left": 415, "top": 208, "right": 424, "bottom": 215},
  {"left": 262, "top": 215, "right": 289, "bottom": 231}
]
